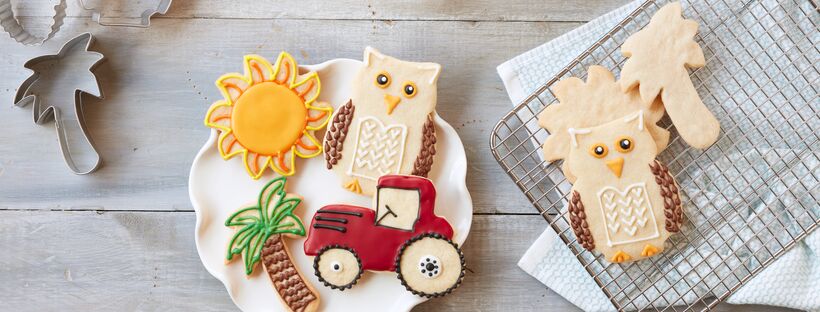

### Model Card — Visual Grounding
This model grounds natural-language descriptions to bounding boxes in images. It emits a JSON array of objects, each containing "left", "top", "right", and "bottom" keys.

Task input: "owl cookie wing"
[
  {"left": 569, "top": 190, "right": 595, "bottom": 251},
  {"left": 410, "top": 113, "right": 436, "bottom": 178},
  {"left": 324, "top": 100, "right": 355, "bottom": 169},
  {"left": 650, "top": 160, "right": 683, "bottom": 232}
]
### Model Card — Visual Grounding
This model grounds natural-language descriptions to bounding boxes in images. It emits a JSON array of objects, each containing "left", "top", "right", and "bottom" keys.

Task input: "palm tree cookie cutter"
[
  {"left": 14, "top": 32, "right": 105, "bottom": 175},
  {"left": 0, "top": 0, "right": 66, "bottom": 45},
  {"left": 77, "top": 0, "right": 172, "bottom": 28},
  {"left": 224, "top": 177, "right": 320, "bottom": 312}
]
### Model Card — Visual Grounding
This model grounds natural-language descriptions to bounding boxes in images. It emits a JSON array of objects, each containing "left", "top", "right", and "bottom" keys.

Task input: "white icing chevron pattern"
[
  {"left": 597, "top": 182, "right": 660, "bottom": 247},
  {"left": 348, "top": 116, "right": 407, "bottom": 181},
  {"left": 607, "top": 222, "right": 620, "bottom": 233}
]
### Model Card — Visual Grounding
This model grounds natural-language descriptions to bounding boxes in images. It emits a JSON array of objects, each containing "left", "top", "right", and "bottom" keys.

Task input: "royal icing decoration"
[
  {"left": 419, "top": 255, "right": 442, "bottom": 279},
  {"left": 622, "top": 110, "right": 645, "bottom": 131},
  {"left": 348, "top": 116, "right": 408, "bottom": 181},
  {"left": 567, "top": 127, "right": 592, "bottom": 148},
  {"left": 224, "top": 177, "right": 319, "bottom": 312},
  {"left": 303, "top": 175, "right": 465, "bottom": 297},
  {"left": 597, "top": 182, "right": 660, "bottom": 247},
  {"left": 204, "top": 52, "right": 332, "bottom": 179}
]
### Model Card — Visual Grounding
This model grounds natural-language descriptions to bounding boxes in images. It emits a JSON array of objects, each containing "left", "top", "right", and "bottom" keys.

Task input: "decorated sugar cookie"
[
  {"left": 205, "top": 52, "right": 332, "bottom": 179},
  {"left": 224, "top": 177, "right": 320, "bottom": 312},
  {"left": 539, "top": 67, "right": 682, "bottom": 264},
  {"left": 565, "top": 111, "right": 682, "bottom": 263},
  {"left": 538, "top": 2, "right": 720, "bottom": 263},
  {"left": 324, "top": 47, "right": 440, "bottom": 196},
  {"left": 303, "top": 175, "right": 465, "bottom": 297}
]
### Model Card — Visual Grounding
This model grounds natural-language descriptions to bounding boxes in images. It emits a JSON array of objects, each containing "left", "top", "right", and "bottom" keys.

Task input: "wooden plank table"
[{"left": 0, "top": 1, "right": 795, "bottom": 311}]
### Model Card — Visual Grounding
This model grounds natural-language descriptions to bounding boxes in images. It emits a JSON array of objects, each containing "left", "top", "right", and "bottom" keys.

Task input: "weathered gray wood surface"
[{"left": 0, "top": 1, "right": 795, "bottom": 311}]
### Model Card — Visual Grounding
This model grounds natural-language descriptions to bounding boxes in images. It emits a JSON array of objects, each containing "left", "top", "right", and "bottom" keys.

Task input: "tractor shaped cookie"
[{"left": 304, "top": 175, "right": 465, "bottom": 298}]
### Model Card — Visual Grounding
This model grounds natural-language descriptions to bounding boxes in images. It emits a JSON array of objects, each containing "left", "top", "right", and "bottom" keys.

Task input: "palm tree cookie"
[
  {"left": 225, "top": 177, "right": 320, "bottom": 312},
  {"left": 620, "top": 2, "right": 720, "bottom": 148}
]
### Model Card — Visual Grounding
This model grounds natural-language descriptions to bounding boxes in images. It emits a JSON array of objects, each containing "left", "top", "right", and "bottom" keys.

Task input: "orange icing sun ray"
[
  {"left": 205, "top": 100, "right": 232, "bottom": 131},
  {"left": 270, "top": 147, "right": 296, "bottom": 176},
  {"left": 244, "top": 55, "right": 274, "bottom": 84},
  {"left": 202, "top": 52, "right": 331, "bottom": 179},
  {"left": 294, "top": 131, "right": 322, "bottom": 158},
  {"left": 305, "top": 102, "right": 333, "bottom": 130}
]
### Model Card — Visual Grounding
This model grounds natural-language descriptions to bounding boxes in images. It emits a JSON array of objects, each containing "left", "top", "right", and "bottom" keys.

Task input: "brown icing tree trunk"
[{"left": 262, "top": 234, "right": 320, "bottom": 312}]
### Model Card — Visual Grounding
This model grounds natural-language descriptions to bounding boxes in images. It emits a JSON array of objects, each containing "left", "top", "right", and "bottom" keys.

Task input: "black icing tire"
[
  {"left": 395, "top": 233, "right": 465, "bottom": 298},
  {"left": 313, "top": 245, "right": 362, "bottom": 290}
]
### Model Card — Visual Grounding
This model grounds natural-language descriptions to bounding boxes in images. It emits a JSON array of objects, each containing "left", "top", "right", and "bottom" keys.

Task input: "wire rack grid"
[{"left": 490, "top": 0, "right": 819, "bottom": 310}]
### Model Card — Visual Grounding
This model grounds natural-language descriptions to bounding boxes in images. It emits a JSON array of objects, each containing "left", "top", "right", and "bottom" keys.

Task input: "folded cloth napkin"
[{"left": 496, "top": 1, "right": 820, "bottom": 311}]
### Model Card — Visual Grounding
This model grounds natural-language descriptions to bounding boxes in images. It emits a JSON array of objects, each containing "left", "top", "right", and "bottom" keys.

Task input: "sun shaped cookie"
[{"left": 205, "top": 52, "right": 333, "bottom": 179}]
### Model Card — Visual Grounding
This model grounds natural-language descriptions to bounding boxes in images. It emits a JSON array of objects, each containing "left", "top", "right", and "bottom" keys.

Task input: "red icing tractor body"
[
  {"left": 304, "top": 175, "right": 454, "bottom": 271},
  {"left": 303, "top": 175, "right": 464, "bottom": 297}
]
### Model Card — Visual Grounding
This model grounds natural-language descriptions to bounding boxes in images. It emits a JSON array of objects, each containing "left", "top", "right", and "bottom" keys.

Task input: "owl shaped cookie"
[
  {"left": 565, "top": 111, "right": 682, "bottom": 263},
  {"left": 539, "top": 2, "right": 720, "bottom": 263},
  {"left": 539, "top": 66, "right": 679, "bottom": 263},
  {"left": 324, "top": 47, "right": 440, "bottom": 196}
]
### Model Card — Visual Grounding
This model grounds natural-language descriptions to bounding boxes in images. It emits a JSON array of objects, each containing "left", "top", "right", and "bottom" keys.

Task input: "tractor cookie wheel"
[
  {"left": 314, "top": 246, "right": 362, "bottom": 290},
  {"left": 395, "top": 233, "right": 465, "bottom": 298}
]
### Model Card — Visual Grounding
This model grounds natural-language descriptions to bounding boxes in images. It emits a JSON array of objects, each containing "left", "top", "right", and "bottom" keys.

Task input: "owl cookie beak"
[
  {"left": 385, "top": 94, "right": 401, "bottom": 115},
  {"left": 606, "top": 157, "right": 624, "bottom": 178}
]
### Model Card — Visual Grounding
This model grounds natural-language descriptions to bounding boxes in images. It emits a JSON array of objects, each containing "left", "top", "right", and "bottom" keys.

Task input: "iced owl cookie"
[
  {"left": 539, "top": 68, "right": 679, "bottom": 263},
  {"left": 324, "top": 47, "right": 440, "bottom": 196},
  {"left": 539, "top": 2, "right": 720, "bottom": 262},
  {"left": 565, "top": 112, "right": 682, "bottom": 263},
  {"left": 303, "top": 175, "right": 465, "bottom": 297}
]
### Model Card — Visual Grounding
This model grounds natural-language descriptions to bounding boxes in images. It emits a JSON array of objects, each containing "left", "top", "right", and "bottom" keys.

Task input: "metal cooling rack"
[{"left": 490, "top": 0, "right": 819, "bottom": 310}]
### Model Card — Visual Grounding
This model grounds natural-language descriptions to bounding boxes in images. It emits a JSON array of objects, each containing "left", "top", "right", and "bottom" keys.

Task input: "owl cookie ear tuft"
[
  {"left": 419, "top": 63, "right": 442, "bottom": 85},
  {"left": 622, "top": 110, "right": 645, "bottom": 131},
  {"left": 363, "top": 46, "right": 386, "bottom": 67}
]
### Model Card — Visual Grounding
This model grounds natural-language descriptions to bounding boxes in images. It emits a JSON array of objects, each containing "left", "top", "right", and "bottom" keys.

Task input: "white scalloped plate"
[{"left": 190, "top": 58, "right": 473, "bottom": 312}]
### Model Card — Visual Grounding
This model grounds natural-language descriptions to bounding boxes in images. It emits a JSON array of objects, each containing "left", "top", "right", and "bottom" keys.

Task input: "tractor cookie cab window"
[{"left": 375, "top": 187, "right": 421, "bottom": 231}]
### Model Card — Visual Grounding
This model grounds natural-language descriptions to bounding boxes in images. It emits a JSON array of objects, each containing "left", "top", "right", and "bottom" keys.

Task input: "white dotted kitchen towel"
[{"left": 496, "top": 1, "right": 820, "bottom": 311}]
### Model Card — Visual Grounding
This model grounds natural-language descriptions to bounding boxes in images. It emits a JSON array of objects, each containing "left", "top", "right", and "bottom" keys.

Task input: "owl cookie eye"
[
  {"left": 615, "top": 137, "right": 634, "bottom": 153},
  {"left": 589, "top": 144, "right": 608, "bottom": 158},
  {"left": 402, "top": 82, "right": 418, "bottom": 98},
  {"left": 376, "top": 71, "right": 391, "bottom": 88}
]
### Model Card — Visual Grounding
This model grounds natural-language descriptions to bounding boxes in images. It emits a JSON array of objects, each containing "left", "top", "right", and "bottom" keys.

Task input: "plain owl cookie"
[
  {"left": 538, "top": 65, "right": 669, "bottom": 182},
  {"left": 566, "top": 112, "right": 683, "bottom": 263},
  {"left": 303, "top": 175, "right": 465, "bottom": 297},
  {"left": 620, "top": 2, "right": 720, "bottom": 148},
  {"left": 324, "top": 47, "right": 440, "bottom": 196}
]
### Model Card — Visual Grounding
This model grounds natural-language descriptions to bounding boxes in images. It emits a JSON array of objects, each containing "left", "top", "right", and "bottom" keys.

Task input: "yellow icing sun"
[{"left": 204, "top": 52, "right": 332, "bottom": 179}]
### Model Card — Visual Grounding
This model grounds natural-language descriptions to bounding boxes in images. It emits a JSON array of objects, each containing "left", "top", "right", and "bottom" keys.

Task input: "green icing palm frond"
[{"left": 225, "top": 176, "right": 307, "bottom": 275}]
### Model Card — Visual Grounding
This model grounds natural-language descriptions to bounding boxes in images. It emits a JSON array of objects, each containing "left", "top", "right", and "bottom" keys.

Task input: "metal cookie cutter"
[
  {"left": 14, "top": 32, "right": 105, "bottom": 175},
  {"left": 77, "top": 0, "right": 172, "bottom": 27},
  {"left": 0, "top": 0, "right": 66, "bottom": 45}
]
